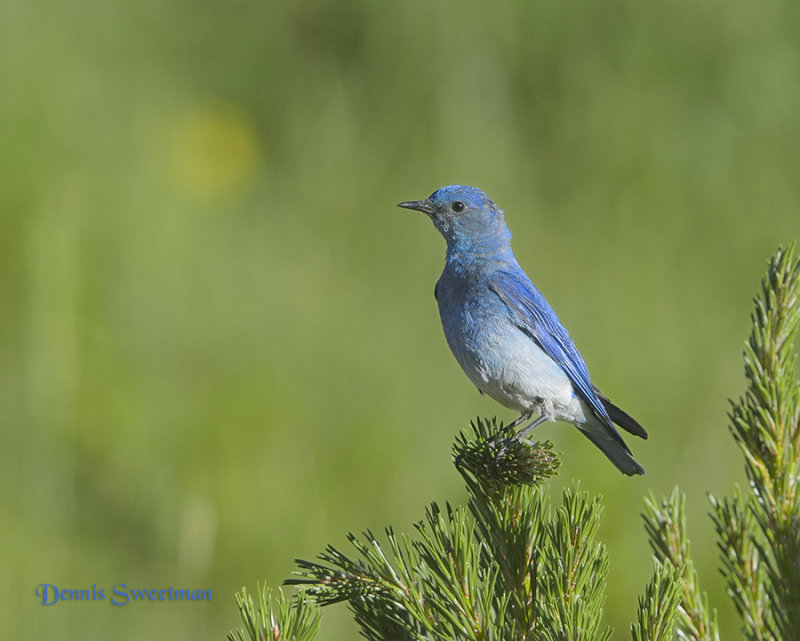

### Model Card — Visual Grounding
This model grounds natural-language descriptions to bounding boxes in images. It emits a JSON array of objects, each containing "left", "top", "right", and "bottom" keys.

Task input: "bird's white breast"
[{"left": 436, "top": 271, "right": 587, "bottom": 425}]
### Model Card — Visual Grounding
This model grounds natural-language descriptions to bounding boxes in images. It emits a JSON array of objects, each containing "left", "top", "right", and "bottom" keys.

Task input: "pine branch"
[
  {"left": 712, "top": 242, "right": 800, "bottom": 640},
  {"left": 453, "top": 417, "right": 560, "bottom": 494},
  {"left": 709, "top": 489, "right": 772, "bottom": 641},
  {"left": 288, "top": 418, "right": 620, "bottom": 640},
  {"left": 287, "top": 492, "right": 509, "bottom": 639},
  {"left": 537, "top": 486, "right": 611, "bottom": 641},
  {"left": 631, "top": 562, "right": 684, "bottom": 641},
  {"left": 289, "top": 527, "right": 431, "bottom": 640},
  {"left": 453, "top": 418, "right": 559, "bottom": 638},
  {"left": 642, "top": 489, "right": 719, "bottom": 641},
  {"left": 228, "top": 584, "right": 321, "bottom": 641},
  {"left": 455, "top": 420, "right": 612, "bottom": 640},
  {"left": 637, "top": 244, "right": 800, "bottom": 641}
]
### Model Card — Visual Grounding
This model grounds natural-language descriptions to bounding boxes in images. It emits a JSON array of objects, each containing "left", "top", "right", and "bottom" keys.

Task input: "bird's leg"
[
  {"left": 515, "top": 398, "right": 554, "bottom": 441},
  {"left": 489, "top": 409, "right": 535, "bottom": 459},
  {"left": 493, "top": 409, "right": 546, "bottom": 459},
  {"left": 507, "top": 410, "right": 533, "bottom": 430},
  {"left": 496, "top": 401, "right": 548, "bottom": 456},
  {"left": 515, "top": 414, "right": 548, "bottom": 440}
]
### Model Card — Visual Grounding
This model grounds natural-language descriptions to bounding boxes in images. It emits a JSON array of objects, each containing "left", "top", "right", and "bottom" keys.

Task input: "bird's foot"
[{"left": 515, "top": 414, "right": 548, "bottom": 440}]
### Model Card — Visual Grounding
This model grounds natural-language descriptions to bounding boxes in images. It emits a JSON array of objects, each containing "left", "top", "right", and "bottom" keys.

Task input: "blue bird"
[{"left": 398, "top": 185, "right": 647, "bottom": 475}]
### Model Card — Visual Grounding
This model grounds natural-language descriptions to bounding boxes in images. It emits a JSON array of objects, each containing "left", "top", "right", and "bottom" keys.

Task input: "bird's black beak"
[{"left": 397, "top": 199, "right": 434, "bottom": 215}]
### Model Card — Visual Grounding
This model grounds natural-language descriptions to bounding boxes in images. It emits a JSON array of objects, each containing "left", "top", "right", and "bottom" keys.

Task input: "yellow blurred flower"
[{"left": 169, "top": 105, "right": 260, "bottom": 202}]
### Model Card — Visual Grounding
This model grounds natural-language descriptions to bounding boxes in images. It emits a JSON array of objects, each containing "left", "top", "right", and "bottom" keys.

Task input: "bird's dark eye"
[{"left": 451, "top": 201, "right": 465, "bottom": 213}]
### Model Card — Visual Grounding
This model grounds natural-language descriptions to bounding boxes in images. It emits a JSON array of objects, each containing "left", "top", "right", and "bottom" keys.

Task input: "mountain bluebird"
[{"left": 398, "top": 185, "right": 647, "bottom": 476}]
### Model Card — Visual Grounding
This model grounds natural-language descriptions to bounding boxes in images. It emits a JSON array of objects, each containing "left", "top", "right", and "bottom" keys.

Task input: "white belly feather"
[{"left": 438, "top": 284, "right": 589, "bottom": 426}]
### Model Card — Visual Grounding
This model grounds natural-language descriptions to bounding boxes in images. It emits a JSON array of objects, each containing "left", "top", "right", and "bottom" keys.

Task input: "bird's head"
[{"left": 397, "top": 185, "right": 511, "bottom": 254}]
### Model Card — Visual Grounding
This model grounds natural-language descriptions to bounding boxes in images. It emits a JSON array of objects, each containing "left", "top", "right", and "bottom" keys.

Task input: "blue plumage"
[
  {"left": 488, "top": 270, "right": 611, "bottom": 426},
  {"left": 399, "top": 185, "right": 647, "bottom": 475}
]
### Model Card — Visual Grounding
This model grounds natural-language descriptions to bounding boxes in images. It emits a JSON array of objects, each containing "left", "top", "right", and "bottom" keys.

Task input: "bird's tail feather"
[
  {"left": 592, "top": 385, "right": 648, "bottom": 439},
  {"left": 578, "top": 419, "right": 645, "bottom": 476}
]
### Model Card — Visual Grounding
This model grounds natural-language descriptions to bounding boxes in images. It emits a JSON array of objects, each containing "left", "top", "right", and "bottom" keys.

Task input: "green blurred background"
[{"left": 2, "top": 0, "right": 798, "bottom": 638}]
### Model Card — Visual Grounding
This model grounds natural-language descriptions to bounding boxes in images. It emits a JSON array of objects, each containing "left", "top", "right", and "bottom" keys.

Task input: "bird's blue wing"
[{"left": 488, "top": 270, "right": 614, "bottom": 426}]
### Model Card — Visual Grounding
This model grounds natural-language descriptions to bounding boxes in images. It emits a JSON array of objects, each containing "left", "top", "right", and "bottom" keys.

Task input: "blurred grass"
[{"left": 1, "top": 0, "right": 799, "bottom": 639}]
